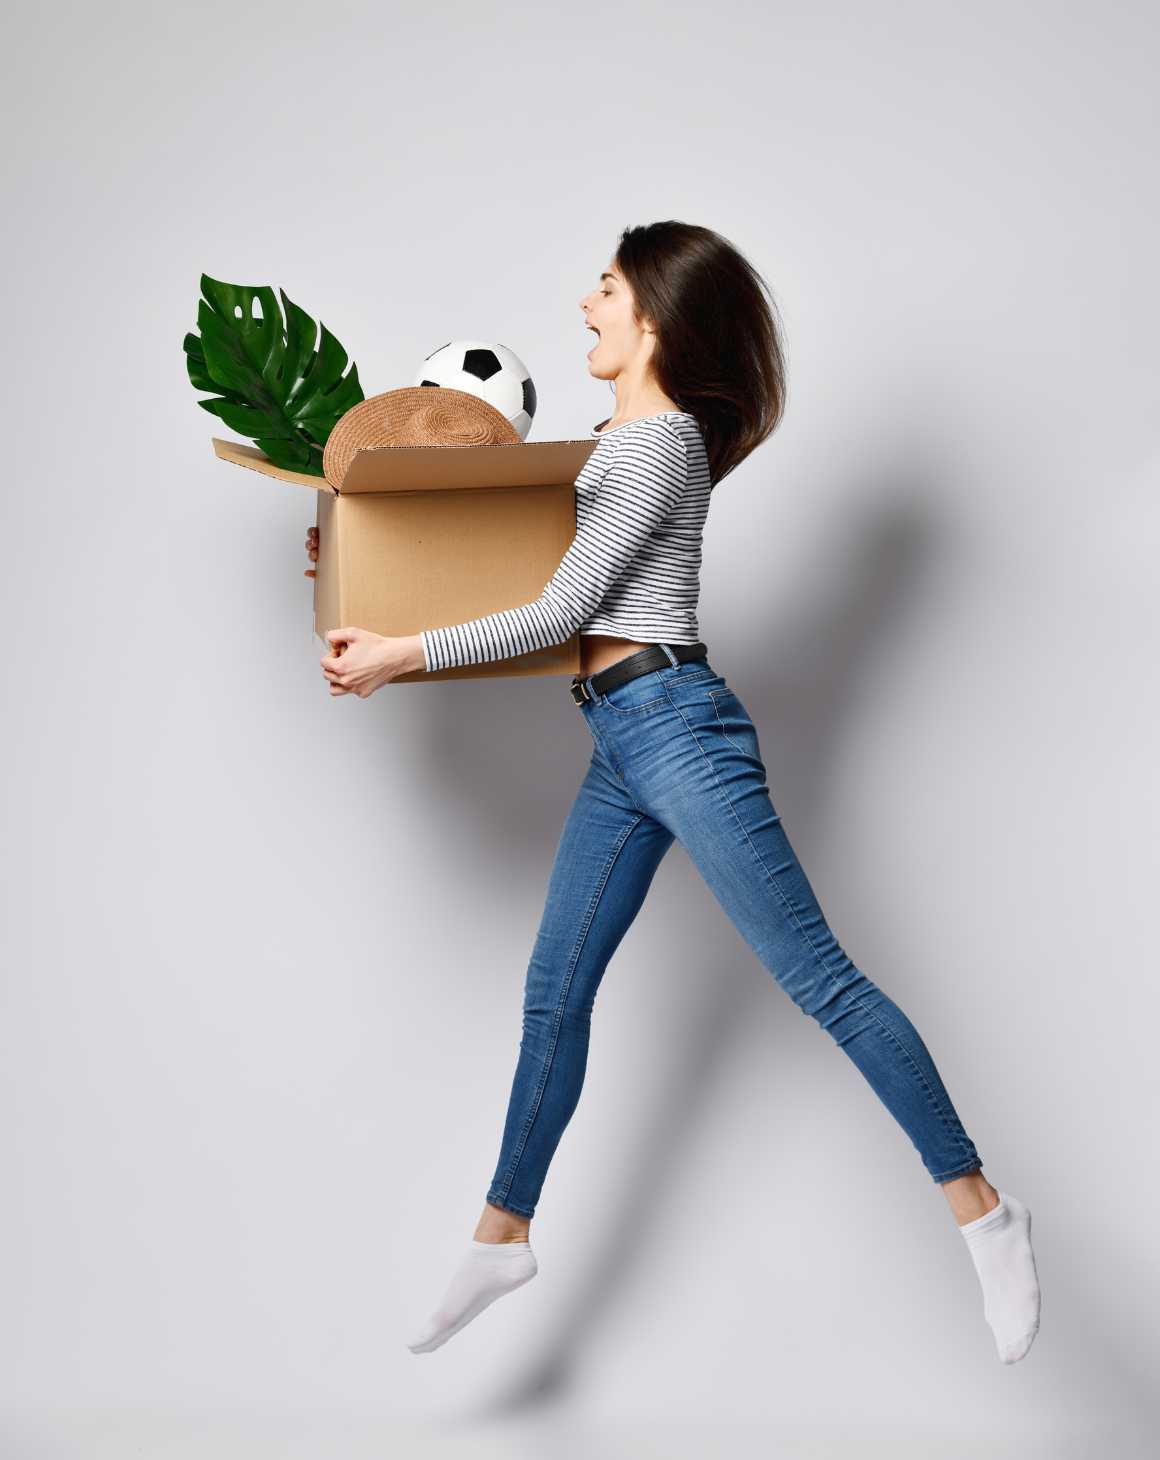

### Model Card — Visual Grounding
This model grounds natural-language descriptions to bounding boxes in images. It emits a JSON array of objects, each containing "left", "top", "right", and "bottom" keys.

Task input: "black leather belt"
[{"left": 570, "top": 643, "right": 708, "bottom": 705}]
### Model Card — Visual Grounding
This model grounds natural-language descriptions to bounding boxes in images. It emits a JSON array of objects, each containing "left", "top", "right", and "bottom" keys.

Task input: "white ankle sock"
[
  {"left": 407, "top": 1241, "right": 537, "bottom": 1354},
  {"left": 960, "top": 1191, "right": 1040, "bottom": 1364}
]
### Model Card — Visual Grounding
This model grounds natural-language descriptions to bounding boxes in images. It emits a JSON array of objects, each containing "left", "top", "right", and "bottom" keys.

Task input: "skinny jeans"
[{"left": 487, "top": 656, "right": 981, "bottom": 1219}]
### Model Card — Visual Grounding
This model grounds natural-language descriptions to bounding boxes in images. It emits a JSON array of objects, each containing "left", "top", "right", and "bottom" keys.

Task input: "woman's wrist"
[
  {"left": 367, "top": 633, "right": 426, "bottom": 679},
  {"left": 400, "top": 634, "right": 428, "bottom": 675}
]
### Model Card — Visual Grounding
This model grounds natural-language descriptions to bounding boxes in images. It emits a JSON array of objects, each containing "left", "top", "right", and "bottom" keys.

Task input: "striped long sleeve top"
[{"left": 420, "top": 412, "right": 711, "bottom": 671}]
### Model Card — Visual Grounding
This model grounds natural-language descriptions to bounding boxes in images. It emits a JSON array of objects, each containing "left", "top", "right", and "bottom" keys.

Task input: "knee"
[
  {"left": 519, "top": 1000, "right": 593, "bottom": 1052},
  {"left": 776, "top": 952, "right": 866, "bottom": 1021}
]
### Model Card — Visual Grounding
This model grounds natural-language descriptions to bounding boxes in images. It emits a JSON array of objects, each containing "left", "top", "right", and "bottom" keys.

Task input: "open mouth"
[{"left": 587, "top": 323, "right": 600, "bottom": 358}]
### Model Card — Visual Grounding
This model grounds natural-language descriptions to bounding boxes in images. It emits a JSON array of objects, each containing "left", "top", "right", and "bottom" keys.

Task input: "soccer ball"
[{"left": 415, "top": 340, "right": 537, "bottom": 440}]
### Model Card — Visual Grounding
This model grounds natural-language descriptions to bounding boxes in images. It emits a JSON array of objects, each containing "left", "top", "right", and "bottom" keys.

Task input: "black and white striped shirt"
[{"left": 421, "top": 412, "right": 711, "bottom": 671}]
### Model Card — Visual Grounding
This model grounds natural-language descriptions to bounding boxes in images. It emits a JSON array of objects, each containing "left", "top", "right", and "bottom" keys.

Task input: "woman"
[{"left": 311, "top": 222, "right": 1040, "bottom": 1365}]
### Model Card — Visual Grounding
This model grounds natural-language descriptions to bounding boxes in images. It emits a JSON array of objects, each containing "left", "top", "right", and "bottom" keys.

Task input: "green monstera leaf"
[{"left": 184, "top": 275, "right": 364, "bottom": 476}]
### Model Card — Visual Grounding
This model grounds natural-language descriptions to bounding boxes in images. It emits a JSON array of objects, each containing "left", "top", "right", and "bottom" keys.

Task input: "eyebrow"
[{"left": 600, "top": 272, "right": 616, "bottom": 282}]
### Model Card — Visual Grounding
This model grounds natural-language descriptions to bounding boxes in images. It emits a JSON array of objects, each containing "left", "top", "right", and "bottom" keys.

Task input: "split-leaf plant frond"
[{"left": 184, "top": 275, "right": 364, "bottom": 476}]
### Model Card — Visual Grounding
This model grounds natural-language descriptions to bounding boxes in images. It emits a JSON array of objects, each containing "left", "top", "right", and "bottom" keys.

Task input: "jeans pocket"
[
  {"left": 710, "top": 688, "right": 763, "bottom": 759},
  {"left": 602, "top": 672, "right": 668, "bottom": 714}
]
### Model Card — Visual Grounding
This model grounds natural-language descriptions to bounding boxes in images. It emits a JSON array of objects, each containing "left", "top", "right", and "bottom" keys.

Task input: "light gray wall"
[{"left": 2, "top": 2, "right": 1157, "bottom": 1456}]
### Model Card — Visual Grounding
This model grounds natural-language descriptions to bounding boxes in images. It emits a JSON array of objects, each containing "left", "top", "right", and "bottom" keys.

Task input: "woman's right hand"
[{"left": 305, "top": 525, "right": 319, "bottom": 578}]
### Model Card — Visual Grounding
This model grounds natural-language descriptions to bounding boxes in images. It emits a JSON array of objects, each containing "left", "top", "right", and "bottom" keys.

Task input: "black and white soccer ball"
[{"left": 415, "top": 341, "right": 537, "bottom": 440}]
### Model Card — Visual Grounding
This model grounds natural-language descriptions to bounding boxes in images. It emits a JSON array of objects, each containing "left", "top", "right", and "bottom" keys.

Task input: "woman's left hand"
[{"left": 320, "top": 628, "right": 426, "bottom": 697}]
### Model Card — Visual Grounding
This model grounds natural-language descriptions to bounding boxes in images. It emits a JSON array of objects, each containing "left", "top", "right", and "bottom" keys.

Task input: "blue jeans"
[{"left": 487, "top": 655, "right": 981, "bottom": 1219}]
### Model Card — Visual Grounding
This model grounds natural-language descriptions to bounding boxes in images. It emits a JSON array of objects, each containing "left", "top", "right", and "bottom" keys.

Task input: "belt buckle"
[{"left": 570, "top": 679, "right": 591, "bottom": 706}]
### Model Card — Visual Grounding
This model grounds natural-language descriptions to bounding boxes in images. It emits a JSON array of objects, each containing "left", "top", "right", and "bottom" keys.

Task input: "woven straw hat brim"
[{"left": 323, "top": 387, "right": 522, "bottom": 488}]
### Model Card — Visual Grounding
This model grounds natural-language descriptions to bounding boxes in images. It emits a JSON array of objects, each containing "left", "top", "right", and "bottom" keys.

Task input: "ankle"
[
  {"left": 942, "top": 1170, "right": 1000, "bottom": 1226},
  {"left": 473, "top": 1202, "right": 531, "bottom": 1245}
]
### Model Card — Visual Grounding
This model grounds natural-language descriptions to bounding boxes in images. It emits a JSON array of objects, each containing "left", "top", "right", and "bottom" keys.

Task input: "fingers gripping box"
[{"left": 212, "top": 436, "right": 597, "bottom": 681}]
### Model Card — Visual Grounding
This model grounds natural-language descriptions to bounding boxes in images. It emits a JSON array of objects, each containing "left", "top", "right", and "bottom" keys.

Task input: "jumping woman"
[{"left": 312, "top": 222, "right": 1040, "bottom": 1365}]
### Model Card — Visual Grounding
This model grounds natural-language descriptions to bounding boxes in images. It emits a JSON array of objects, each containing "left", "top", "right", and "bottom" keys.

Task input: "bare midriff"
[{"left": 579, "top": 634, "right": 653, "bottom": 678}]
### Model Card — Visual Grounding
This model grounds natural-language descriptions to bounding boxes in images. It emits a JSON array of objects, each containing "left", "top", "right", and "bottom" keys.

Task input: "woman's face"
[{"left": 580, "top": 263, "right": 655, "bottom": 381}]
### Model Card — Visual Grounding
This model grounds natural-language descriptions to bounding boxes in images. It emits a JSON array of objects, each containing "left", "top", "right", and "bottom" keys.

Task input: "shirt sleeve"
[{"left": 420, "top": 420, "right": 689, "bottom": 671}]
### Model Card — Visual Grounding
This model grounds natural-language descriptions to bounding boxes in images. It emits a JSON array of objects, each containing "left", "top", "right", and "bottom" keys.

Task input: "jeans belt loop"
[{"left": 659, "top": 643, "right": 680, "bottom": 669}]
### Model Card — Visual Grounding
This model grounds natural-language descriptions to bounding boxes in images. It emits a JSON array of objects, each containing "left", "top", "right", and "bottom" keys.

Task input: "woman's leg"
[
  {"left": 591, "top": 662, "right": 1038, "bottom": 1361},
  {"left": 609, "top": 672, "right": 981, "bottom": 1184},
  {"left": 408, "top": 745, "right": 672, "bottom": 1354},
  {"left": 486, "top": 745, "right": 674, "bottom": 1219}
]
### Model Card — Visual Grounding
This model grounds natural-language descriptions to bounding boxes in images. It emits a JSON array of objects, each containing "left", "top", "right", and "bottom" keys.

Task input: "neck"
[{"left": 604, "top": 358, "right": 678, "bottom": 430}]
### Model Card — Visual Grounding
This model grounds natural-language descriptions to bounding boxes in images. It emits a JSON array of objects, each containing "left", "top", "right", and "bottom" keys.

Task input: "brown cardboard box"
[{"left": 213, "top": 435, "right": 597, "bottom": 681}]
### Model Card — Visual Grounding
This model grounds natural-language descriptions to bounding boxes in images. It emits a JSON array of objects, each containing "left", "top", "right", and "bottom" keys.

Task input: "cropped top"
[{"left": 420, "top": 411, "right": 711, "bottom": 671}]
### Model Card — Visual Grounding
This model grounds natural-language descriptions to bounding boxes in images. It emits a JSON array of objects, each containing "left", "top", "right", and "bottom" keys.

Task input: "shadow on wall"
[{"left": 412, "top": 476, "right": 938, "bottom": 1411}]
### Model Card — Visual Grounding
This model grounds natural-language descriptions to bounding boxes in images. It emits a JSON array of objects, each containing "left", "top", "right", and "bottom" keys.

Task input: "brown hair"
[{"left": 614, "top": 221, "right": 786, "bottom": 485}]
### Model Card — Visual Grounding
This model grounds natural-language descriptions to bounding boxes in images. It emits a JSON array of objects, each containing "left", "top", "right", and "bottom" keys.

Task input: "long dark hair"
[{"left": 614, "top": 221, "right": 786, "bottom": 485}]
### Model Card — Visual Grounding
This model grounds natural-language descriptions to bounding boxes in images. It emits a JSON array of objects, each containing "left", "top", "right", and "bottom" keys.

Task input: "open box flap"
[
  {"left": 337, "top": 439, "right": 597, "bottom": 494},
  {"left": 212, "top": 436, "right": 596, "bottom": 493},
  {"left": 212, "top": 438, "right": 332, "bottom": 489}
]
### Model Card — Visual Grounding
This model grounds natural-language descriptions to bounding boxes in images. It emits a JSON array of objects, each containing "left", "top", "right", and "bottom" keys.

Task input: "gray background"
[{"left": 2, "top": 2, "right": 1157, "bottom": 1456}]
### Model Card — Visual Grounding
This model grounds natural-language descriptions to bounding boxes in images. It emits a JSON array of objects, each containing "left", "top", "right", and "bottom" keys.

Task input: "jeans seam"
[
  {"left": 932, "top": 1156, "right": 983, "bottom": 1185},
  {"left": 586, "top": 712, "right": 647, "bottom": 811},
  {"left": 485, "top": 1194, "right": 536, "bottom": 1220},
  {"left": 603, "top": 696, "right": 668, "bottom": 714},
  {"left": 490, "top": 811, "right": 644, "bottom": 1207},
  {"left": 662, "top": 685, "right": 974, "bottom": 1166},
  {"left": 709, "top": 689, "right": 746, "bottom": 753},
  {"left": 585, "top": 711, "right": 627, "bottom": 782}
]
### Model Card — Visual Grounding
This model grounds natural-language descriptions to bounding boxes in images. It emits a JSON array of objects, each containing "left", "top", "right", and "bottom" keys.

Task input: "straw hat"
[{"left": 323, "top": 386, "right": 522, "bottom": 487}]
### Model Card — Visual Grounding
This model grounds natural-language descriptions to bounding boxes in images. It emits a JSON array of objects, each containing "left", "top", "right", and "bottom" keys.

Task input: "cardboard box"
[{"left": 213, "top": 435, "right": 597, "bottom": 681}]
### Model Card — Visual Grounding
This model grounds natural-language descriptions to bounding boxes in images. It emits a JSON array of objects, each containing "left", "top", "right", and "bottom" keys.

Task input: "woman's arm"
[
  {"left": 312, "top": 419, "right": 688, "bottom": 696},
  {"left": 422, "top": 420, "right": 688, "bottom": 671}
]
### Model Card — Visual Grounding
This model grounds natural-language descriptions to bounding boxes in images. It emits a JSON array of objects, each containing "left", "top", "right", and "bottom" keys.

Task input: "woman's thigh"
[
  {"left": 525, "top": 744, "right": 674, "bottom": 1030},
  {"left": 588, "top": 666, "right": 835, "bottom": 1000},
  {"left": 593, "top": 667, "right": 865, "bottom": 1007}
]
